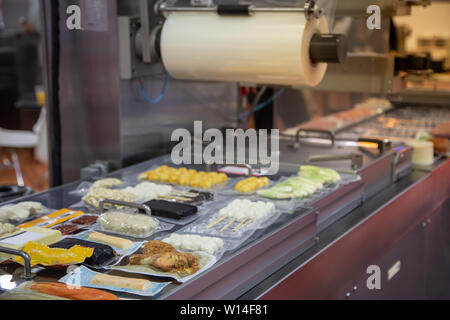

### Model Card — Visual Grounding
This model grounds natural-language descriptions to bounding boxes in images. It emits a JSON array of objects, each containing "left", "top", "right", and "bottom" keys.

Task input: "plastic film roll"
[{"left": 160, "top": 12, "right": 329, "bottom": 87}]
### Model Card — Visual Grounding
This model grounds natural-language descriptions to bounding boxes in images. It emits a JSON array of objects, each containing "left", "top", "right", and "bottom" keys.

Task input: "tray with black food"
[
  {"left": 49, "top": 237, "right": 119, "bottom": 269},
  {"left": 140, "top": 199, "right": 200, "bottom": 226}
]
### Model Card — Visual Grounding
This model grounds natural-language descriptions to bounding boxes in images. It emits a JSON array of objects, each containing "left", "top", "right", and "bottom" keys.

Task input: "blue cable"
[
  {"left": 140, "top": 73, "right": 170, "bottom": 104},
  {"left": 239, "top": 89, "right": 285, "bottom": 121}
]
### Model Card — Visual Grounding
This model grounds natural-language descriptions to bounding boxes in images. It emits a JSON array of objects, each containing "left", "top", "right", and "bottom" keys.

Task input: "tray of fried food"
[
  {"left": 108, "top": 240, "right": 216, "bottom": 283},
  {"left": 59, "top": 265, "right": 170, "bottom": 297}
]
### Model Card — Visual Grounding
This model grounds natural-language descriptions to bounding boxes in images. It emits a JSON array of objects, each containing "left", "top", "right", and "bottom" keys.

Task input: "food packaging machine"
[
  {"left": 0, "top": 0, "right": 449, "bottom": 300},
  {"left": 0, "top": 127, "right": 448, "bottom": 299}
]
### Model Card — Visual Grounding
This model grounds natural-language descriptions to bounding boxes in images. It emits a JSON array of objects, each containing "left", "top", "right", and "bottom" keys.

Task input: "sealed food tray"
[
  {"left": 256, "top": 171, "right": 362, "bottom": 212},
  {"left": 180, "top": 198, "right": 282, "bottom": 239},
  {"left": 88, "top": 199, "right": 175, "bottom": 240},
  {"left": 156, "top": 233, "right": 243, "bottom": 260},
  {"left": 73, "top": 230, "right": 144, "bottom": 257},
  {"left": 70, "top": 178, "right": 216, "bottom": 211},
  {"left": 135, "top": 164, "right": 230, "bottom": 192},
  {"left": 141, "top": 200, "right": 198, "bottom": 221},
  {"left": 59, "top": 266, "right": 171, "bottom": 297},
  {"left": 0, "top": 202, "right": 51, "bottom": 225},
  {"left": 49, "top": 237, "right": 120, "bottom": 269},
  {"left": 139, "top": 200, "right": 200, "bottom": 226},
  {"left": 152, "top": 189, "right": 215, "bottom": 206},
  {"left": 93, "top": 212, "right": 174, "bottom": 240},
  {"left": 108, "top": 248, "right": 217, "bottom": 283},
  {"left": 69, "top": 215, "right": 98, "bottom": 226}
]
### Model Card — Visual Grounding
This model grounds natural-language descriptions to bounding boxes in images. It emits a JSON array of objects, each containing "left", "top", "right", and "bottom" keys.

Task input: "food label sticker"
[{"left": 18, "top": 209, "right": 83, "bottom": 229}]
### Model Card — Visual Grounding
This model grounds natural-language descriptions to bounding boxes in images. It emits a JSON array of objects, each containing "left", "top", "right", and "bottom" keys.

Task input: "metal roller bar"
[
  {"left": 159, "top": 5, "right": 306, "bottom": 13},
  {"left": 157, "top": 0, "right": 324, "bottom": 20}
]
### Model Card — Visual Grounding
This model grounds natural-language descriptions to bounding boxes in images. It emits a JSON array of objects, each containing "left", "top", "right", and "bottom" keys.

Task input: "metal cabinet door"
[
  {"left": 424, "top": 199, "right": 450, "bottom": 299},
  {"left": 344, "top": 222, "right": 426, "bottom": 300}
]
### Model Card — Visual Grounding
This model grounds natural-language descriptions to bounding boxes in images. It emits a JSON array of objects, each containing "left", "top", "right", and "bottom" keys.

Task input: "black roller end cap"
[{"left": 310, "top": 33, "right": 348, "bottom": 64}]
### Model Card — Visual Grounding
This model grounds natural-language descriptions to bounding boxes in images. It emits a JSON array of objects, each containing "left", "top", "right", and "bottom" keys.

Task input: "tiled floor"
[{"left": 0, "top": 147, "right": 49, "bottom": 193}]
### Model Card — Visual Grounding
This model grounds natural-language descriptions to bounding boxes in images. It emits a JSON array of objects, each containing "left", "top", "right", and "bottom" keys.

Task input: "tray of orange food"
[{"left": 0, "top": 282, "right": 120, "bottom": 300}]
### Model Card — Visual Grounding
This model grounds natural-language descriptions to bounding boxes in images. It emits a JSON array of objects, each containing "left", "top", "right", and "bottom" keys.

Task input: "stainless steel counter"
[{"left": 0, "top": 152, "right": 449, "bottom": 300}]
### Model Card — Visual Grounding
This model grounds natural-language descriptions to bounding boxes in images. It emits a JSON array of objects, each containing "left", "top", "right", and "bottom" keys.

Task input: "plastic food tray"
[
  {"left": 255, "top": 172, "right": 362, "bottom": 213},
  {"left": 0, "top": 202, "right": 52, "bottom": 226},
  {"left": 92, "top": 214, "right": 174, "bottom": 241},
  {"left": 73, "top": 230, "right": 144, "bottom": 257},
  {"left": 179, "top": 198, "right": 282, "bottom": 240},
  {"left": 108, "top": 249, "right": 217, "bottom": 283},
  {"left": 59, "top": 266, "right": 171, "bottom": 297},
  {"left": 156, "top": 233, "right": 243, "bottom": 261}
]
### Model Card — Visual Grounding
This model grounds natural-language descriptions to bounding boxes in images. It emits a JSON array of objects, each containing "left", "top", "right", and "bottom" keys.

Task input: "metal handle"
[
  {"left": 235, "top": 164, "right": 253, "bottom": 177},
  {"left": 99, "top": 200, "right": 152, "bottom": 216},
  {"left": 11, "top": 150, "right": 24, "bottom": 187},
  {"left": 309, "top": 152, "right": 363, "bottom": 170},
  {"left": 292, "top": 129, "right": 336, "bottom": 149},
  {"left": 0, "top": 246, "right": 34, "bottom": 280},
  {"left": 357, "top": 137, "right": 391, "bottom": 153}
]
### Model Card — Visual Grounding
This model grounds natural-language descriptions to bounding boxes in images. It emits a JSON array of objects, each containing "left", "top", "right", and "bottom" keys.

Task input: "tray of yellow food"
[
  {"left": 217, "top": 176, "right": 274, "bottom": 197},
  {"left": 13, "top": 242, "right": 94, "bottom": 267},
  {"left": 138, "top": 165, "right": 228, "bottom": 190}
]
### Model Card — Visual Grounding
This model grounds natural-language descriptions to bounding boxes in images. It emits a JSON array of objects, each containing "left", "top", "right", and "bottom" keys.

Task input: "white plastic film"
[{"left": 160, "top": 12, "right": 329, "bottom": 87}]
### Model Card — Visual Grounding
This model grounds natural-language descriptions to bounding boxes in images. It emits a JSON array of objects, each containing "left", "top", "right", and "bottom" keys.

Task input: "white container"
[{"left": 408, "top": 140, "right": 434, "bottom": 166}]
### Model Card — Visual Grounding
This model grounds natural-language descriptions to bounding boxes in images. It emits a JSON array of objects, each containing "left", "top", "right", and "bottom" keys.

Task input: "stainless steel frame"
[
  {"left": 0, "top": 247, "right": 34, "bottom": 280},
  {"left": 41, "top": 0, "right": 427, "bottom": 184},
  {"left": 157, "top": 2, "right": 324, "bottom": 21},
  {"left": 38, "top": 0, "right": 239, "bottom": 184}
]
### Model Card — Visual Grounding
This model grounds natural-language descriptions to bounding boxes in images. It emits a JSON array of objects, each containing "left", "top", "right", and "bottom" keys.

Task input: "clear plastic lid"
[
  {"left": 0, "top": 201, "right": 50, "bottom": 225},
  {"left": 156, "top": 233, "right": 242, "bottom": 260},
  {"left": 180, "top": 198, "right": 281, "bottom": 239},
  {"left": 95, "top": 211, "right": 173, "bottom": 240}
]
